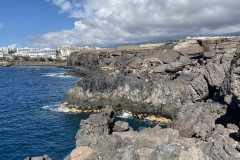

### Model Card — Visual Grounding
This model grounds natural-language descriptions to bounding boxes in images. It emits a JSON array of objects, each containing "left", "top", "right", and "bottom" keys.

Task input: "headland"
[{"left": 26, "top": 36, "right": 240, "bottom": 160}]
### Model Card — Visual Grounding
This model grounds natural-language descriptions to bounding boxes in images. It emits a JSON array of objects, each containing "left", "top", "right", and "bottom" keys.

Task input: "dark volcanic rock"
[
  {"left": 186, "top": 74, "right": 209, "bottom": 101},
  {"left": 204, "top": 51, "right": 216, "bottom": 59},
  {"left": 64, "top": 37, "right": 240, "bottom": 120},
  {"left": 204, "top": 62, "right": 225, "bottom": 89},
  {"left": 218, "top": 56, "right": 240, "bottom": 111},
  {"left": 75, "top": 106, "right": 115, "bottom": 147},
  {"left": 148, "top": 143, "right": 182, "bottom": 160},
  {"left": 153, "top": 64, "right": 168, "bottom": 73},
  {"left": 169, "top": 101, "right": 226, "bottom": 139},
  {"left": 113, "top": 121, "right": 131, "bottom": 132},
  {"left": 165, "top": 62, "right": 185, "bottom": 73},
  {"left": 69, "top": 105, "right": 240, "bottom": 160}
]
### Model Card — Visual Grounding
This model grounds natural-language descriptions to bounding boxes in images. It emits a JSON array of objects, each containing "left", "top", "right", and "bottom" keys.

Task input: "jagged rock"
[
  {"left": 148, "top": 143, "right": 182, "bottom": 160},
  {"left": 237, "top": 144, "right": 240, "bottom": 152},
  {"left": 222, "top": 53, "right": 234, "bottom": 63},
  {"left": 70, "top": 146, "right": 93, "bottom": 160},
  {"left": 173, "top": 40, "right": 204, "bottom": 58},
  {"left": 75, "top": 106, "right": 115, "bottom": 147},
  {"left": 64, "top": 37, "right": 240, "bottom": 160},
  {"left": 227, "top": 123, "right": 239, "bottom": 131},
  {"left": 166, "top": 62, "right": 185, "bottom": 72},
  {"left": 113, "top": 148, "right": 140, "bottom": 160},
  {"left": 24, "top": 154, "right": 52, "bottom": 160},
  {"left": 186, "top": 74, "right": 209, "bottom": 101},
  {"left": 113, "top": 121, "right": 131, "bottom": 132},
  {"left": 179, "top": 55, "right": 190, "bottom": 65},
  {"left": 154, "top": 49, "right": 180, "bottom": 64},
  {"left": 86, "top": 135, "right": 123, "bottom": 160},
  {"left": 204, "top": 62, "right": 225, "bottom": 89},
  {"left": 218, "top": 57, "right": 240, "bottom": 111},
  {"left": 202, "top": 139, "right": 240, "bottom": 160},
  {"left": 153, "top": 64, "right": 168, "bottom": 73},
  {"left": 204, "top": 51, "right": 216, "bottom": 59},
  {"left": 169, "top": 101, "right": 226, "bottom": 139}
]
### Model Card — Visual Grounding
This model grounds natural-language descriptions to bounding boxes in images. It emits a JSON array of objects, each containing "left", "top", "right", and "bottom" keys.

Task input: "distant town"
[
  {"left": 1, "top": 36, "right": 239, "bottom": 61},
  {"left": 0, "top": 45, "right": 95, "bottom": 60}
]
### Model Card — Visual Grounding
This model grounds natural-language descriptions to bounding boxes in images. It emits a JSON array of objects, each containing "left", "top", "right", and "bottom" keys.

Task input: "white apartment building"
[
  {"left": 14, "top": 47, "right": 57, "bottom": 59},
  {"left": 0, "top": 47, "right": 9, "bottom": 58},
  {"left": 58, "top": 45, "right": 93, "bottom": 59}
]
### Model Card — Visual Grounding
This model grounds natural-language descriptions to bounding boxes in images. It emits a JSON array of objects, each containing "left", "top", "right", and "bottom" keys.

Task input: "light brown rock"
[
  {"left": 173, "top": 40, "right": 204, "bottom": 58},
  {"left": 70, "top": 146, "right": 93, "bottom": 160}
]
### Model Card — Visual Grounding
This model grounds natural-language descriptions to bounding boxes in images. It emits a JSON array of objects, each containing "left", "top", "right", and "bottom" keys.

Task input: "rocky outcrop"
[
  {"left": 217, "top": 56, "right": 240, "bottom": 111},
  {"left": 64, "top": 36, "right": 240, "bottom": 120},
  {"left": 75, "top": 106, "right": 115, "bottom": 147},
  {"left": 0, "top": 60, "right": 12, "bottom": 67},
  {"left": 173, "top": 40, "right": 204, "bottom": 58},
  {"left": 63, "top": 36, "right": 240, "bottom": 159},
  {"left": 67, "top": 107, "right": 240, "bottom": 160}
]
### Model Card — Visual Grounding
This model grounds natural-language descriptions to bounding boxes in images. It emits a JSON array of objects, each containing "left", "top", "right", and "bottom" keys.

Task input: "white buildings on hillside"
[
  {"left": 14, "top": 47, "right": 57, "bottom": 59},
  {"left": 0, "top": 47, "right": 10, "bottom": 58},
  {"left": 58, "top": 45, "right": 94, "bottom": 59}
]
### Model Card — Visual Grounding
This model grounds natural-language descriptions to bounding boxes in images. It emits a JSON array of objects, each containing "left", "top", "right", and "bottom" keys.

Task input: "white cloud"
[
  {"left": 0, "top": 23, "right": 3, "bottom": 29},
  {"left": 8, "top": 43, "right": 18, "bottom": 49},
  {"left": 31, "top": 0, "right": 240, "bottom": 48}
]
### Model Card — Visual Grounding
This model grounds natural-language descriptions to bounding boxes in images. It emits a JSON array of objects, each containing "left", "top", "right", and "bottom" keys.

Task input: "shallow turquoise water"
[{"left": 0, "top": 66, "right": 155, "bottom": 160}]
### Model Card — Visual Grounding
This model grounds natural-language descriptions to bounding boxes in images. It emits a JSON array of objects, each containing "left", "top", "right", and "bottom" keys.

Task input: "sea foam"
[
  {"left": 42, "top": 102, "right": 69, "bottom": 113},
  {"left": 116, "top": 112, "right": 133, "bottom": 118}
]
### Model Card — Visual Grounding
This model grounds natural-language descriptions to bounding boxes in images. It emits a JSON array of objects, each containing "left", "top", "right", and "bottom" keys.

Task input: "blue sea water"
[{"left": 0, "top": 66, "right": 155, "bottom": 160}]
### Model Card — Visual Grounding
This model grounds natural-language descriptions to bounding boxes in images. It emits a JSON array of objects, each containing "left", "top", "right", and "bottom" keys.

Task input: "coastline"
[
  {"left": 12, "top": 61, "right": 67, "bottom": 67},
  {"left": 60, "top": 36, "right": 240, "bottom": 160},
  {"left": 19, "top": 36, "right": 240, "bottom": 159}
]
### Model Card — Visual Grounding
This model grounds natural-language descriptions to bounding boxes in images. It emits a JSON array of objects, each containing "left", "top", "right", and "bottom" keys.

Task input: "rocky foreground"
[{"left": 27, "top": 36, "right": 240, "bottom": 159}]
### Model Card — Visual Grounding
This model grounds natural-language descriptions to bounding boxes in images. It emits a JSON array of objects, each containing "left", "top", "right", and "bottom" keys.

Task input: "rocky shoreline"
[
  {"left": 27, "top": 36, "right": 240, "bottom": 159},
  {"left": 0, "top": 58, "right": 66, "bottom": 67},
  {"left": 63, "top": 37, "right": 240, "bottom": 119}
]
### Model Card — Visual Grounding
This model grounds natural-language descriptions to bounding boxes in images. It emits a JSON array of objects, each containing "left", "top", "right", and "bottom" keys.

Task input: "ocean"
[{"left": 0, "top": 66, "right": 155, "bottom": 160}]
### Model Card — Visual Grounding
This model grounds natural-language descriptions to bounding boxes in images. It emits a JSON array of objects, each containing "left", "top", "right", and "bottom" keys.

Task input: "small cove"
[{"left": 0, "top": 66, "right": 156, "bottom": 160}]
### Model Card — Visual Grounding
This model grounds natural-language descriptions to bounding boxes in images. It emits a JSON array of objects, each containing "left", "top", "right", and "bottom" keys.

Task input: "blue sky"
[
  {"left": 1, "top": 0, "right": 240, "bottom": 49},
  {"left": 0, "top": 0, "right": 76, "bottom": 48}
]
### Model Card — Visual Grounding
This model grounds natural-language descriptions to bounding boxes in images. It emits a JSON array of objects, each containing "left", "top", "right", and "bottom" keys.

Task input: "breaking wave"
[
  {"left": 116, "top": 112, "right": 133, "bottom": 118},
  {"left": 42, "top": 73, "right": 75, "bottom": 78},
  {"left": 42, "top": 102, "right": 69, "bottom": 113}
]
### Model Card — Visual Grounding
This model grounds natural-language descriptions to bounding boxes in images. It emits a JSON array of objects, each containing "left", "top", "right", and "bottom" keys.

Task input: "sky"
[{"left": 1, "top": 0, "right": 240, "bottom": 49}]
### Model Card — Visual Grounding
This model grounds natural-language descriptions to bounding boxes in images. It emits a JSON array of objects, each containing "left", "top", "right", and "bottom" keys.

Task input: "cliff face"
[
  {"left": 63, "top": 37, "right": 240, "bottom": 118},
  {"left": 64, "top": 37, "right": 240, "bottom": 119},
  {"left": 62, "top": 37, "right": 240, "bottom": 160}
]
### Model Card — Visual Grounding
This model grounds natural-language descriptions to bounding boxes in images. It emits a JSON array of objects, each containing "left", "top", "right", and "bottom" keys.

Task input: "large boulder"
[
  {"left": 173, "top": 40, "right": 204, "bottom": 58},
  {"left": 186, "top": 74, "right": 209, "bottom": 101},
  {"left": 70, "top": 146, "right": 93, "bottom": 160},
  {"left": 165, "top": 62, "right": 185, "bottom": 73},
  {"left": 75, "top": 106, "right": 115, "bottom": 147},
  {"left": 204, "top": 62, "right": 225, "bottom": 89},
  {"left": 113, "top": 121, "right": 131, "bottom": 132}
]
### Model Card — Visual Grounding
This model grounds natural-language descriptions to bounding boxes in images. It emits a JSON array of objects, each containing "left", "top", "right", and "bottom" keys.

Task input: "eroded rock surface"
[
  {"left": 63, "top": 36, "right": 240, "bottom": 160},
  {"left": 64, "top": 37, "right": 240, "bottom": 120},
  {"left": 67, "top": 106, "right": 240, "bottom": 160}
]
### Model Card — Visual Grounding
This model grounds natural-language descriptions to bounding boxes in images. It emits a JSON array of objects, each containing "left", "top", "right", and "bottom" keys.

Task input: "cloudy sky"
[{"left": 1, "top": 0, "right": 240, "bottom": 48}]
